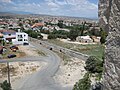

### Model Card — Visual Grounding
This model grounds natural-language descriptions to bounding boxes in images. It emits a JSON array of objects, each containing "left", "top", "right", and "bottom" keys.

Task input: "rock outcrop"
[{"left": 99, "top": 0, "right": 120, "bottom": 90}]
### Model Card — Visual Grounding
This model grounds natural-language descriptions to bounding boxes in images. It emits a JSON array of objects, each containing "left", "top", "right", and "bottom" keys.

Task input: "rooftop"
[
  {"left": 0, "top": 29, "right": 16, "bottom": 33},
  {"left": 32, "top": 23, "right": 44, "bottom": 28}
]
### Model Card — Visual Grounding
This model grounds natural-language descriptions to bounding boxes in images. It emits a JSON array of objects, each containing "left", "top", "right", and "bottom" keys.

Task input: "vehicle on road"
[{"left": 7, "top": 54, "right": 16, "bottom": 58}]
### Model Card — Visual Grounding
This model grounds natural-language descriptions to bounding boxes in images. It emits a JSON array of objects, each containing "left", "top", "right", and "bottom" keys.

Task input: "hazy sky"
[{"left": 0, "top": 0, "right": 98, "bottom": 18}]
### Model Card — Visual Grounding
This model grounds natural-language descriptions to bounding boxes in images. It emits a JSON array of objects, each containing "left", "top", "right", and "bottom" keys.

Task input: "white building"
[
  {"left": 41, "top": 33, "right": 48, "bottom": 40},
  {"left": 76, "top": 35, "right": 93, "bottom": 43},
  {"left": 12, "top": 31, "right": 28, "bottom": 45}
]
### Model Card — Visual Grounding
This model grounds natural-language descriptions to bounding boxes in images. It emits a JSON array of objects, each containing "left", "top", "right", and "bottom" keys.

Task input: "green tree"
[
  {"left": 73, "top": 73, "right": 91, "bottom": 90},
  {"left": 40, "top": 29, "right": 50, "bottom": 34},
  {"left": 0, "top": 80, "right": 12, "bottom": 90},
  {"left": 57, "top": 20, "right": 64, "bottom": 28},
  {"left": 48, "top": 34, "right": 57, "bottom": 39},
  {"left": 24, "top": 30, "right": 43, "bottom": 39},
  {"left": 51, "top": 30, "right": 69, "bottom": 35},
  {"left": 81, "top": 21, "right": 86, "bottom": 36},
  {"left": 18, "top": 23, "right": 23, "bottom": 27},
  {"left": 100, "top": 28, "right": 107, "bottom": 44},
  {"left": 68, "top": 29, "right": 79, "bottom": 41},
  {"left": 85, "top": 56, "right": 103, "bottom": 73}
]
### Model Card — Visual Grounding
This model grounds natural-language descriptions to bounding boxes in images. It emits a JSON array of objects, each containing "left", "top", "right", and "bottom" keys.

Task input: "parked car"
[
  {"left": 23, "top": 42, "right": 29, "bottom": 45},
  {"left": 10, "top": 45, "right": 19, "bottom": 50},
  {"left": 7, "top": 54, "right": 16, "bottom": 58}
]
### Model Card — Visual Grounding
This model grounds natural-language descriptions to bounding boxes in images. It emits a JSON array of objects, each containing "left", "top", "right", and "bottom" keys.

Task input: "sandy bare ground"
[
  {"left": 18, "top": 45, "right": 40, "bottom": 56},
  {"left": 0, "top": 45, "right": 47, "bottom": 87},
  {"left": 0, "top": 62, "right": 47, "bottom": 82},
  {"left": 54, "top": 57, "right": 86, "bottom": 87},
  {"left": 1, "top": 44, "right": 86, "bottom": 89}
]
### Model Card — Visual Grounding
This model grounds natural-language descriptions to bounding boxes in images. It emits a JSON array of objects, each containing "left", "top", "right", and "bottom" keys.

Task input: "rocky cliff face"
[{"left": 99, "top": 0, "right": 120, "bottom": 90}]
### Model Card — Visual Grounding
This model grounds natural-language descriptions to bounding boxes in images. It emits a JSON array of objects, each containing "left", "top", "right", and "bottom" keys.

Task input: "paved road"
[
  {"left": 31, "top": 38, "right": 89, "bottom": 60},
  {"left": 0, "top": 38, "right": 85, "bottom": 90},
  {"left": 10, "top": 42, "right": 72, "bottom": 90}
]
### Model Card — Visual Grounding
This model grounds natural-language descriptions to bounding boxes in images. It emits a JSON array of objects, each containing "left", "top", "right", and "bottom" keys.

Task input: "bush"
[
  {"left": 68, "top": 29, "right": 80, "bottom": 41},
  {"left": 100, "top": 28, "right": 107, "bottom": 44},
  {"left": 0, "top": 80, "right": 12, "bottom": 90},
  {"left": 40, "top": 29, "right": 50, "bottom": 34},
  {"left": 85, "top": 56, "right": 103, "bottom": 73},
  {"left": 48, "top": 34, "right": 57, "bottom": 39},
  {"left": 24, "top": 30, "right": 43, "bottom": 39},
  {"left": 56, "top": 34, "right": 67, "bottom": 39},
  {"left": 51, "top": 30, "right": 69, "bottom": 35},
  {"left": 73, "top": 73, "right": 91, "bottom": 90}
]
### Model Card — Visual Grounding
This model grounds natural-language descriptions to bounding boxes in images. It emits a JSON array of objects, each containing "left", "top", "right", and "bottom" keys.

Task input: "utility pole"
[{"left": 7, "top": 62, "right": 11, "bottom": 86}]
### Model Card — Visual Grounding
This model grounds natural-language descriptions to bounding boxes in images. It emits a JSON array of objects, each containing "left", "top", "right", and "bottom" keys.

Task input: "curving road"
[
  {"left": 31, "top": 38, "right": 89, "bottom": 60},
  {"left": 10, "top": 41, "right": 72, "bottom": 90}
]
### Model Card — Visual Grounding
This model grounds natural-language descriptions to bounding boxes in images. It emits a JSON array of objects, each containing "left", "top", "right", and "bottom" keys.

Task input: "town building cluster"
[{"left": 0, "top": 15, "right": 101, "bottom": 45}]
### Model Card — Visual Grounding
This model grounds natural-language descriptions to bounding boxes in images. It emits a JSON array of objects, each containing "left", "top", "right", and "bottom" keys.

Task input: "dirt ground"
[
  {"left": 18, "top": 45, "right": 39, "bottom": 56},
  {"left": 54, "top": 57, "right": 86, "bottom": 87},
  {"left": 0, "top": 45, "right": 47, "bottom": 87}
]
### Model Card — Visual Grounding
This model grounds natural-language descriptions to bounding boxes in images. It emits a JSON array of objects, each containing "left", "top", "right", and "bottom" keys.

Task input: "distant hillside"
[
  {"left": 0, "top": 11, "right": 98, "bottom": 21},
  {"left": 0, "top": 11, "right": 33, "bottom": 15},
  {"left": 0, "top": 12, "right": 15, "bottom": 15}
]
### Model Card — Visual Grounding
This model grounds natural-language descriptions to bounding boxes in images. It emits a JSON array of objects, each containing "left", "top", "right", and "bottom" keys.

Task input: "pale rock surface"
[{"left": 99, "top": 0, "right": 120, "bottom": 90}]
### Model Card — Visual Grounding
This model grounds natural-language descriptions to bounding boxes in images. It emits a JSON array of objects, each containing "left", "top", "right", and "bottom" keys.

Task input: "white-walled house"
[
  {"left": 76, "top": 35, "right": 93, "bottom": 43},
  {"left": 12, "top": 31, "right": 28, "bottom": 45}
]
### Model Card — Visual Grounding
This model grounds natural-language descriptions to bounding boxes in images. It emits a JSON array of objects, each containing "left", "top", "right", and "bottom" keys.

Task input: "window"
[
  {"left": 24, "top": 39, "right": 28, "bottom": 41},
  {"left": 18, "top": 35, "right": 19, "bottom": 38},
  {"left": 8, "top": 34, "right": 11, "bottom": 36},
  {"left": 24, "top": 35, "right": 26, "bottom": 37},
  {"left": 18, "top": 34, "right": 23, "bottom": 38},
  {"left": 20, "top": 35, "right": 22, "bottom": 38},
  {"left": 18, "top": 39, "right": 22, "bottom": 41}
]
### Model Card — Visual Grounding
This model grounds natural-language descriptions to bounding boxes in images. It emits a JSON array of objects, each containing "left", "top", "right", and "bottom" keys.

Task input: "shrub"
[
  {"left": 85, "top": 56, "right": 103, "bottom": 73},
  {"left": 48, "top": 34, "right": 57, "bottom": 39},
  {"left": 100, "top": 28, "right": 107, "bottom": 44},
  {"left": 68, "top": 29, "right": 80, "bottom": 41},
  {"left": 73, "top": 73, "right": 91, "bottom": 90},
  {"left": 0, "top": 80, "right": 12, "bottom": 90}
]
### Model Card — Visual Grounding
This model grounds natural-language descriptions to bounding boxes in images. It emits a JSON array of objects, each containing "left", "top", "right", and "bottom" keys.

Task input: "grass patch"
[{"left": 48, "top": 39, "right": 104, "bottom": 60}]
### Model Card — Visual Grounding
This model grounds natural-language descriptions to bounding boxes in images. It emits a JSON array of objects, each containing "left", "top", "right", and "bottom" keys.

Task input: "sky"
[{"left": 0, "top": 0, "right": 98, "bottom": 19}]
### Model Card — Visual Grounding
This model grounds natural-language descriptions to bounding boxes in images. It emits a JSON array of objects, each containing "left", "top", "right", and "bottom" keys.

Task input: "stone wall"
[{"left": 99, "top": 0, "right": 120, "bottom": 90}]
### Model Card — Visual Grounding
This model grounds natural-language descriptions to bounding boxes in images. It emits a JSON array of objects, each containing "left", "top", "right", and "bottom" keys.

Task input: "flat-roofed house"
[
  {"left": 0, "top": 29, "right": 16, "bottom": 42},
  {"left": 76, "top": 35, "right": 93, "bottom": 43},
  {"left": 12, "top": 30, "right": 28, "bottom": 45}
]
